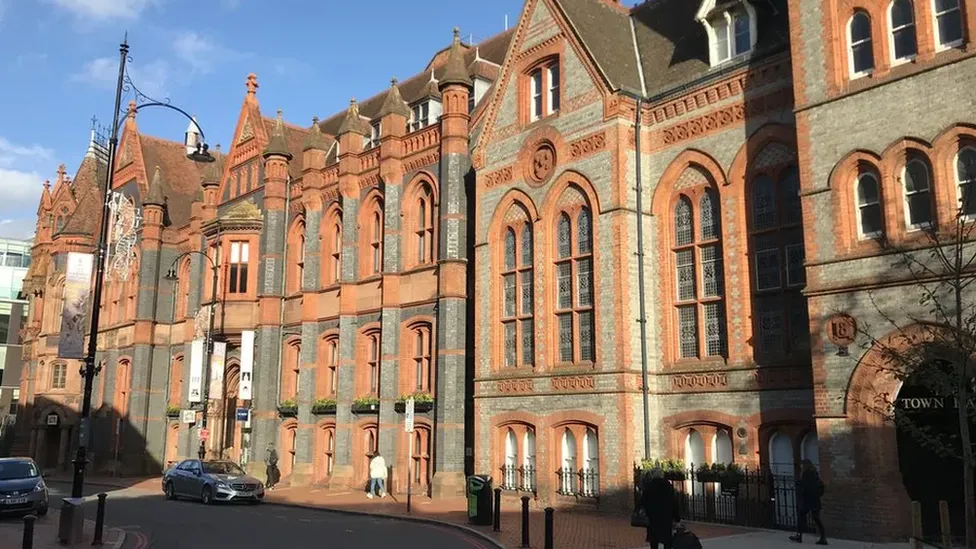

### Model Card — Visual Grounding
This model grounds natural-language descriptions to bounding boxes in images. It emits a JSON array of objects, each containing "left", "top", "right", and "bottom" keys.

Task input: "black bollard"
[
  {"left": 493, "top": 488, "right": 502, "bottom": 532},
  {"left": 544, "top": 507, "right": 554, "bottom": 549},
  {"left": 92, "top": 492, "right": 107, "bottom": 546},
  {"left": 520, "top": 495, "right": 530, "bottom": 548},
  {"left": 22, "top": 514, "right": 35, "bottom": 549}
]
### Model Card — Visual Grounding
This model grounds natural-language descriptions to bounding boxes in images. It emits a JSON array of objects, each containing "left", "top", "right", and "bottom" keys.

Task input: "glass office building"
[{"left": 0, "top": 239, "right": 31, "bottom": 426}]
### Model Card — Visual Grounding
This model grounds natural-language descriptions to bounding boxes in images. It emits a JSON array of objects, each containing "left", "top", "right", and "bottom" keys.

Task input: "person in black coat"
[
  {"left": 266, "top": 443, "right": 280, "bottom": 490},
  {"left": 641, "top": 469, "right": 681, "bottom": 549},
  {"left": 790, "top": 459, "right": 827, "bottom": 545}
]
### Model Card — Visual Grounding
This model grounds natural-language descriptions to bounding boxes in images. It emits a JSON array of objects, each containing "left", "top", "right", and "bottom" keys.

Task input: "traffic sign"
[
  {"left": 404, "top": 398, "right": 415, "bottom": 433},
  {"left": 199, "top": 428, "right": 210, "bottom": 441},
  {"left": 236, "top": 408, "right": 249, "bottom": 421}
]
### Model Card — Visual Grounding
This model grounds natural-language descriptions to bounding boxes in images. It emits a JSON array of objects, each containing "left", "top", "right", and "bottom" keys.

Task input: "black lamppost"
[
  {"left": 165, "top": 252, "right": 220, "bottom": 461},
  {"left": 71, "top": 37, "right": 215, "bottom": 499}
]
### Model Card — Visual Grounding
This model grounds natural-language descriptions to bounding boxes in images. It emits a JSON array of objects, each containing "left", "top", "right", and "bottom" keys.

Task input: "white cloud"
[
  {"left": 72, "top": 56, "right": 170, "bottom": 98},
  {"left": 0, "top": 168, "right": 45, "bottom": 240},
  {"left": 173, "top": 31, "right": 246, "bottom": 74},
  {"left": 0, "top": 138, "right": 53, "bottom": 168},
  {"left": 47, "top": 0, "right": 159, "bottom": 20}
]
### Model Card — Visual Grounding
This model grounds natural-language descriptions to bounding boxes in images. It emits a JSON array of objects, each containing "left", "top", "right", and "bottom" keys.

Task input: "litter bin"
[{"left": 466, "top": 475, "right": 493, "bottom": 525}]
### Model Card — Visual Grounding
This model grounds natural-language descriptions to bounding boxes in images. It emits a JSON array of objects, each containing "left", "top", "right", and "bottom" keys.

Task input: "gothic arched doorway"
[
  {"left": 895, "top": 359, "right": 971, "bottom": 542},
  {"left": 220, "top": 364, "right": 242, "bottom": 463}
]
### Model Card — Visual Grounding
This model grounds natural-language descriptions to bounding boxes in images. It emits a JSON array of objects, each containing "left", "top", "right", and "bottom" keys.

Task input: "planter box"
[
  {"left": 394, "top": 401, "right": 434, "bottom": 413},
  {"left": 165, "top": 410, "right": 180, "bottom": 419},
  {"left": 696, "top": 472, "right": 720, "bottom": 483},
  {"left": 278, "top": 406, "right": 298, "bottom": 418},
  {"left": 664, "top": 472, "right": 687, "bottom": 482},
  {"left": 311, "top": 405, "right": 337, "bottom": 415},
  {"left": 351, "top": 403, "right": 379, "bottom": 414}
]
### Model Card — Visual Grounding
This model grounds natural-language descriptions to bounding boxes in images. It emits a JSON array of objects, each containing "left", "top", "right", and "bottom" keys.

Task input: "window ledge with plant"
[
  {"left": 394, "top": 392, "right": 434, "bottom": 413},
  {"left": 278, "top": 399, "right": 298, "bottom": 417},
  {"left": 311, "top": 398, "right": 337, "bottom": 415},
  {"left": 637, "top": 458, "right": 687, "bottom": 481},
  {"left": 351, "top": 396, "right": 380, "bottom": 413},
  {"left": 166, "top": 405, "right": 181, "bottom": 419}
]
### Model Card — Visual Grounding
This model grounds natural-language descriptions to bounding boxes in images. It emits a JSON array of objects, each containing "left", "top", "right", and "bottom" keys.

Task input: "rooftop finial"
[
  {"left": 56, "top": 164, "right": 66, "bottom": 182},
  {"left": 127, "top": 100, "right": 137, "bottom": 119},
  {"left": 453, "top": 27, "right": 461, "bottom": 42},
  {"left": 350, "top": 97, "right": 357, "bottom": 106},
  {"left": 246, "top": 73, "right": 259, "bottom": 95},
  {"left": 43, "top": 179, "right": 50, "bottom": 190},
  {"left": 312, "top": 116, "right": 319, "bottom": 125},
  {"left": 276, "top": 108, "right": 283, "bottom": 120},
  {"left": 391, "top": 77, "right": 398, "bottom": 87}
]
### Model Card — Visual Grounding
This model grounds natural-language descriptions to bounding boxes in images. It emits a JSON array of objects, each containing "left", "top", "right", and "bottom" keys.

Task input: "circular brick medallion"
[{"left": 528, "top": 142, "right": 556, "bottom": 186}]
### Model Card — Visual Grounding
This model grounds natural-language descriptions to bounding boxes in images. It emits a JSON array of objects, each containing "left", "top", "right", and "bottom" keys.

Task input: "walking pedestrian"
[
  {"left": 790, "top": 459, "right": 827, "bottom": 545},
  {"left": 266, "top": 443, "right": 280, "bottom": 491},
  {"left": 366, "top": 452, "right": 387, "bottom": 499},
  {"left": 641, "top": 468, "right": 681, "bottom": 549}
]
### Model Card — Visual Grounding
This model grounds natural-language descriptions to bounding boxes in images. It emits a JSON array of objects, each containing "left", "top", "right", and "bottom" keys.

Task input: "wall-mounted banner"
[
  {"left": 57, "top": 252, "right": 94, "bottom": 359},
  {"left": 210, "top": 341, "right": 227, "bottom": 400},
  {"left": 239, "top": 330, "right": 255, "bottom": 401},
  {"left": 188, "top": 339, "right": 204, "bottom": 403}
]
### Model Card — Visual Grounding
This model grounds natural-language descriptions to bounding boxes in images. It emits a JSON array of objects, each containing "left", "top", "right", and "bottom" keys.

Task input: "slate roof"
[
  {"left": 261, "top": 117, "right": 311, "bottom": 178},
  {"left": 317, "top": 29, "right": 514, "bottom": 136},
  {"left": 59, "top": 154, "right": 107, "bottom": 236},
  {"left": 138, "top": 135, "right": 206, "bottom": 228}
]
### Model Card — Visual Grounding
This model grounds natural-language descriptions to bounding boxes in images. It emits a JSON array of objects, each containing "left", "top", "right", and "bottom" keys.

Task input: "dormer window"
[
  {"left": 528, "top": 60, "right": 560, "bottom": 122},
  {"left": 700, "top": 1, "right": 756, "bottom": 67},
  {"left": 365, "top": 121, "right": 381, "bottom": 149},
  {"left": 410, "top": 102, "right": 430, "bottom": 132}
]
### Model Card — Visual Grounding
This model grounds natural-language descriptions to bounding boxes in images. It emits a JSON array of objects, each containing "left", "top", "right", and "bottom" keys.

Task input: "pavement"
[
  {"left": 0, "top": 481, "right": 125, "bottom": 549},
  {"left": 38, "top": 475, "right": 913, "bottom": 549}
]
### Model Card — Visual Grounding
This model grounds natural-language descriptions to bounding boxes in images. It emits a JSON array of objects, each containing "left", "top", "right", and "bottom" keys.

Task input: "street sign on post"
[{"left": 404, "top": 398, "right": 415, "bottom": 433}]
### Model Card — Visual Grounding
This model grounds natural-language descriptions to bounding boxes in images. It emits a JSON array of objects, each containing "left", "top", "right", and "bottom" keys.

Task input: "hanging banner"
[
  {"left": 239, "top": 330, "right": 255, "bottom": 401},
  {"left": 188, "top": 339, "right": 204, "bottom": 403},
  {"left": 57, "top": 252, "right": 94, "bottom": 359},
  {"left": 210, "top": 341, "right": 226, "bottom": 400}
]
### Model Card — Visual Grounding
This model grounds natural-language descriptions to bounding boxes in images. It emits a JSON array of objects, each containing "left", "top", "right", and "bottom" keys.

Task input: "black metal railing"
[
  {"left": 500, "top": 464, "right": 538, "bottom": 493},
  {"left": 556, "top": 467, "right": 599, "bottom": 498},
  {"left": 633, "top": 465, "right": 807, "bottom": 531}
]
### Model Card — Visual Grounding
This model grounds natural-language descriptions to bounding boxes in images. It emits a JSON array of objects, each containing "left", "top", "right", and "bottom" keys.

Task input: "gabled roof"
[
  {"left": 59, "top": 154, "right": 108, "bottom": 236},
  {"left": 316, "top": 29, "right": 515, "bottom": 135},
  {"left": 554, "top": 0, "right": 644, "bottom": 93},
  {"left": 138, "top": 135, "right": 206, "bottom": 228},
  {"left": 631, "top": 0, "right": 790, "bottom": 97}
]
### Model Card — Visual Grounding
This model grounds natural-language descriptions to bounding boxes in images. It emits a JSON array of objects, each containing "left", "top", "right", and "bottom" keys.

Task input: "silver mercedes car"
[
  {"left": 162, "top": 459, "right": 264, "bottom": 504},
  {"left": 0, "top": 458, "right": 48, "bottom": 516}
]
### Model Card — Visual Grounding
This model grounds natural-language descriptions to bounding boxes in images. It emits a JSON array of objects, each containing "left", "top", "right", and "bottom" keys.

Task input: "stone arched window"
[
  {"left": 168, "top": 354, "right": 184, "bottom": 407},
  {"left": 554, "top": 422, "right": 599, "bottom": 498},
  {"left": 856, "top": 168, "right": 884, "bottom": 238},
  {"left": 671, "top": 174, "right": 727, "bottom": 360},
  {"left": 286, "top": 218, "right": 306, "bottom": 295},
  {"left": 500, "top": 203, "right": 534, "bottom": 368},
  {"left": 902, "top": 154, "right": 934, "bottom": 229},
  {"left": 359, "top": 329, "right": 381, "bottom": 397},
  {"left": 748, "top": 150, "right": 808, "bottom": 361},
  {"left": 322, "top": 205, "right": 342, "bottom": 286},
  {"left": 361, "top": 424, "right": 378, "bottom": 480},
  {"left": 319, "top": 334, "right": 339, "bottom": 398},
  {"left": 409, "top": 322, "right": 433, "bottom": 393},
  {"left": 410, "top": 425, "right": 432, "bottom": 488},
  {"left": 849, "top": 10, "right": 874, "bottom": 77},
  {"left": 174, "top": 257, "right": 191, "bottom": 319},
  {"left": 281, "top": 339, "right": 301, "bottom": 401},
  {"left": 955, "top": 146, "right": 976, "bottom": 217},
  {"left": 498, "top": 422, "right": 537, "bottom": 492},
  {"left": 888, "top": 0, "right": 917, "bottom": 62},
  {"left": 323, "top": 425, "right": 336, "bottom": 478},
  {"left": 360, "top": 193, "right": 384, "bottom": 277},
  {"left": 405, "top": 179, "right": 437, "bottom": 268},
  {"left": 933, "top": 0, "right": 964, "bottom": 49},
  {"left": 553, "top": 186, "right": 595, "bottom": 365}
]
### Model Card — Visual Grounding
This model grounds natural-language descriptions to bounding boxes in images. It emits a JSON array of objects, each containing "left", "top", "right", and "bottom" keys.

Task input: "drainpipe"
[{"left": 633, "top": 97, "right": 651, "bottom": 461}]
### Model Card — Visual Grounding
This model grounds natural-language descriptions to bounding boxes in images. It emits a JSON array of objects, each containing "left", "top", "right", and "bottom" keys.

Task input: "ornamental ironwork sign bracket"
[{"left": 107, "top": 191, "right": 141, "bottom": 281}]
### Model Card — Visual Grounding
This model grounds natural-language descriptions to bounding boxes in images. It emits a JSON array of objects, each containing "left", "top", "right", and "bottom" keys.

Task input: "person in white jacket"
[{"left": 367, "top": 452, "right": 387, "bottom": 499}]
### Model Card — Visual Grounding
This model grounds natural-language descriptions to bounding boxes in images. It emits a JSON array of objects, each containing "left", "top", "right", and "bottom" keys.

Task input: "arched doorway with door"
[
  {"left": 220, "top": 362, "right": 242, "bottom": 463},
  {"left": 895, "top": 359, "right": 970, "bottom": 541},
  {"left": 768, "top": 430, "right": 795, "bottom": 526}
]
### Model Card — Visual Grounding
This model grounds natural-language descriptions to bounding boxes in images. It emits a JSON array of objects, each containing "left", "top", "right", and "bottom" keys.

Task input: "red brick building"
[{"left": 17, "top": 0, "right": 976, "bottom": 539}]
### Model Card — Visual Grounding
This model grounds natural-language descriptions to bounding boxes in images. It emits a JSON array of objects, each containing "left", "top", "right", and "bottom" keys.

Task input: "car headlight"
[
  {"left": 34, "top": 480, "right": 45, "bottom": 492},
  {"left": 215, "top": 481, "right": 229, "bottom": 489}
]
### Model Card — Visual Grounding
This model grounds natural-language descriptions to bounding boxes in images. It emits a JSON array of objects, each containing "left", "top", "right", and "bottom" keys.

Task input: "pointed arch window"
[
  {"left": 411, "top": 426, "right": 431, "bottom": 487},
  {"left": 411, "top": 323, "right": 432, "bottom": 392},
  {"left": 554, "top": 205, "right": 594, "bottom": 365},
  {"left": 325, "top": 426, "right": 336, "bottom": 477},
  {"left": 856, "top": 171, "right": 884, "bottom": 238},
  {"left": 956, "top": 147, "right": 976, "bottom": 217},
  {"left": 749, "top": 162, "right": 809, "bottom": 360},
  {"left": 501, "top": 214, "right": 534, "bottom": 368},
  {"left": 672, "top": 187, "right": 726, "bottom": 360},
  {"left": 527, "top": 59, "right": 560, "bottom": 121},
  {"left": 849, "top": 11, "right": 874, "bottom": 77},
  {"left": 286, "top": 220, "right": 306, "bottom": 294},
  {"left": 889, "top": 0, "right": 917, "bottom": 61},
  {"left": 362, "top": 330, "right": 381, "bottom": 397},
  {"left": 282, "top": 340, "right": 301, "bottom": 401},
  {"left": 413, "top": 183, "right": 436, "bottom": 266},
  {"left": 903, "top": 157, "right": 934, "bottom": 229},
  {"left": 322, "top": 336, "right": 339, "bottom": 398},
  {"left": 370, "top": 208, "right": 384, "bottom": 275},
  {"left": 322, "top": 207, "right": 342, "bottom": 286},
  {"left": 175, "top": 258, "right": 191, "bottom": 319}
]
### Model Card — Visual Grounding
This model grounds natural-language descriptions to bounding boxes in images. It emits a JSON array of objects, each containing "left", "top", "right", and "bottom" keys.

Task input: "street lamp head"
[
  {"left": 187, "top": 142, "right": 215, "bottom": 163},
  {"left": 165, "top": 267, "right": 178, "bottom": 281}
]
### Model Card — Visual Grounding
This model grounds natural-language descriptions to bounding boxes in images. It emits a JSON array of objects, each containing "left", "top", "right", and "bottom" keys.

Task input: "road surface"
[{"left": 48, "top": 481, "right": 496, "bottom": 549}]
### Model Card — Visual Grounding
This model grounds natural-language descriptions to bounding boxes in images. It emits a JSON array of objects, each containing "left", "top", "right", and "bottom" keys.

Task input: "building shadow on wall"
[{"left": 7, "top": 395, "right": 162, "bottom": 487}]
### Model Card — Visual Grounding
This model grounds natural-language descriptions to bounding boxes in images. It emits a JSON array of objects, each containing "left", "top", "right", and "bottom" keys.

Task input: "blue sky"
[{"left": 0, "top": 0, "right": 528, "bottom": 241}]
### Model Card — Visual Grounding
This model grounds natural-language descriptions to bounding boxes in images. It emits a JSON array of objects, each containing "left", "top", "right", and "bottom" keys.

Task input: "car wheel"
[
  {"left": 164, "top": 481, "right": 176, "bottom": 500},
  {"left": 200, "top": 486, "right": 213, "bottom": 505},
  {"left": 36, "top": 503, "right": 48, "bottom": 516}
]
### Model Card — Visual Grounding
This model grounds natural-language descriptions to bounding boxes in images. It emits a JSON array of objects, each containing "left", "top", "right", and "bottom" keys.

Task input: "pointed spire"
[
  {"left": 39, "top": 180, "right": 52, "bottom": 214},
  {"left": 56, "top": 164, "right": 67, "bottom": 184},
  {"left": 303, "top": 117, "right": 330, "bottom": 151},
  {"left": 246, "top": 73, "right": 259, "bottom": 96},
  {"left": 440, "top": 27, "right": 472, "bottom": 89},
  {"left": 336, "top": 98, "right": 371, "bottom": 136},
  {"left": 377, "top": 77, "right": 411, "bottom": 118},
  {"left": 145, "top": 166, "right": 166, "bottom": 206},
  {"left": 202, "top": 144, "right": 223, "bottom": 188},
  {"left": 263, "top": 109, "right": 293, "bottom": 160}
]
